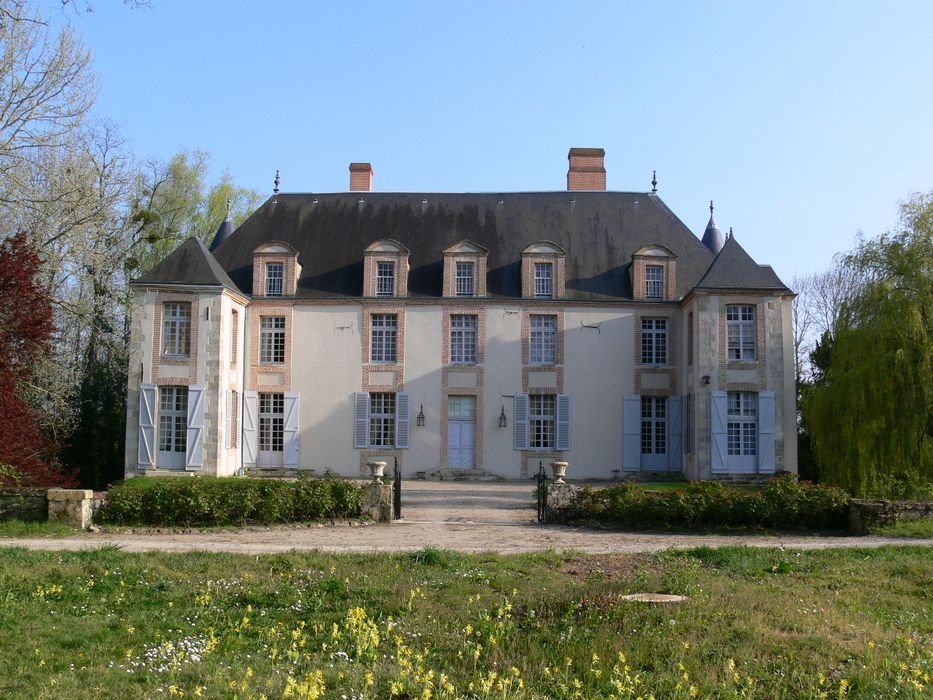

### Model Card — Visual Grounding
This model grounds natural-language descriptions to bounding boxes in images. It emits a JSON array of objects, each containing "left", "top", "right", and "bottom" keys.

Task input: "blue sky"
[{"left": 64, "top": 0, "right": 933, "bottom": 280}]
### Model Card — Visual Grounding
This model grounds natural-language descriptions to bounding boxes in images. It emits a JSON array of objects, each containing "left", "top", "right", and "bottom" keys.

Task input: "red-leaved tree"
[{"left": 0, "top": 232, "right": 76, "bottom": 486}]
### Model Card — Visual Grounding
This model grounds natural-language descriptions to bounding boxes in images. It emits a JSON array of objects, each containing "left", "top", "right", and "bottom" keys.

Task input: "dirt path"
[{"left": 3, "top": 481, "right": 930, "bottom": 554}]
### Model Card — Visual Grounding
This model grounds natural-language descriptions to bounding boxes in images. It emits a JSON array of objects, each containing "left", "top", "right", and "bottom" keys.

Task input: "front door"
[{"left": 448, "top": 395, "right": 476, "bottom": 468}]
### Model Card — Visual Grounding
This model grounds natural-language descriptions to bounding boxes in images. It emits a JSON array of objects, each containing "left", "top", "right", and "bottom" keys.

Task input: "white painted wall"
[{"left": 482, "top": 307, "right": 524, "bottom": 476}]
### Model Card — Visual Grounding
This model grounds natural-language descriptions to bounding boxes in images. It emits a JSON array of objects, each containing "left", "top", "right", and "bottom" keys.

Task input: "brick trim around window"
[
  {"left": 252, "top": 243, "right": 300, "bottom": 297},
  {"left": 632, "top": 252, "right": 677, "bottom": 301},
  {"left": 249, "top": 303, "right": 293, "bottom": 391},
  {"left": 152, "top": 292, "right": 199, "bottom": 386},
  {"left": 361, "top": 303, "right": 406, "bottom": 391},
  {"left": 634, "top": 309, "right": 677, "bottom": 396},
  {"left": 521, "top": 309, "right": 565, "bottom": 367},
  {"left": 441, "top": 307, "right": 486, "bottom": 366},
  {"left": 717, "top": 296, "right": 767, "bottom": 390},
  {"left": 520, "top": 253, "right": 566, "bottom": 299}
]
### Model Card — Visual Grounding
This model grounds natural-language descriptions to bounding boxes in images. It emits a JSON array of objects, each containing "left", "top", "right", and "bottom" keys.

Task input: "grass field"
[{"left": 0, "top": 546, "right": 930, "bottom": 699}]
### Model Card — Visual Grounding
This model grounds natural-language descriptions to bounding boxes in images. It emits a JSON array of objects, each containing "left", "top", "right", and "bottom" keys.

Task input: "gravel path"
[{"left": 3, "top": 481, "right": 930, "bottom": 554}]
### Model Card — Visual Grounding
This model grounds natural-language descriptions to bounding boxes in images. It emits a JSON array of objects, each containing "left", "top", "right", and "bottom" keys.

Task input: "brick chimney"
[
  {"left": 349, "top": 162, "right": 374, "bottom": 191},
  {"left": 567, "top": 148, "right": 606, "bottom": 191}
]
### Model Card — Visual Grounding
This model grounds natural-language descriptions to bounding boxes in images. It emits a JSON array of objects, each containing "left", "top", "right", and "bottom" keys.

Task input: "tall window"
[
  {"left": 370, "top": 314, "right": 398, "bottom": 363},
  {"left": 640, "top": 318, "right": 668, "bottom": 365},
  {"left": 162, "top": 302, "right": 191, "bottom": 356},
  {"left": 529, "top": 394, "right": 556, "bottom": 449},
  {"left": 259, "top": 393, "right": 284, "bottom": 453},
  {"left": 376, "top": 261, "right": 395, "bottom": 297},
  {"left": 726, "top": 305, "right": 756, "bottom": 360},
  {"left": 727, "top": 392, "right": 757, "bottom": 457},
  {"left": 266, "top": 263, "right": 284, "bottom": 296},
  {"left": 534, "top": 262, "right": 553, "bottom": 298},
  {"left": 529, "top": 315, "right": 557, "bottom": 365},
  {"left": 455, "top": 261, "right": 475, "bottom": 297},
  {"left": 450, "top": 314, "right": 477, "bottom": 364},
  {"left": 228, "top": 390, "right": 239, "bottom": 449},
  {"left": 230, "top": 310, "right": 239, "bottom": 365},
  {"left": 645, "top": 265, "right": 664, "bottom": 299},
  {"left": 369, "top": 392, "right": 396, "bottom": 447},
  {"left": 158, "top": 386, "right": 188, "bottom": 453},
  {"left": 641, "top": 396, "right": 667, "bottom": 455},
  {"left": 259, "top": 316, "right": 286, "bottom": 364}
]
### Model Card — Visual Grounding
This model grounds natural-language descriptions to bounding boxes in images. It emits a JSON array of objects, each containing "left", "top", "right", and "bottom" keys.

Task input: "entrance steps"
[{"left": 423, "top": 468, "right": 504, "bottom": 481}]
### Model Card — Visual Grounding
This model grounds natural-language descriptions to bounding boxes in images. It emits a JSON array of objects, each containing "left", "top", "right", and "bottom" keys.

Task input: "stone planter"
[
  {"left": 550, "top": 461, "right": 569, "bottom": 484},
  {"left": 367, "top": 460, "right": 387, "bottom": 485}
]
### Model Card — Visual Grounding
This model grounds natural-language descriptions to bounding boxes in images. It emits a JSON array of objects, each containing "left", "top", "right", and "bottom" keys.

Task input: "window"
[
  {"left": 231, "top": 310, "right": 239, "bottom": 365},
  {"left": 455, "top": 261, "right": 475, "bottom": 297},
  {"left": 727, "top": 392, "right": 757, "bottom": 457},
  {"left": 227, "top": 389, "right": 239, "bottom": 449},
  {"left": 162, "top": 302, "right": 191, "bottom": 356},
  {"left": 158, "top": 386, "right": 188, "bottom": 453},
  {"left": 641, "top": 396, "right": 667, "bottom": 455},
  {"left": 529, "top": 394, "right": 556, "bottom": 449},
  {"left": 640, "top": 318, "right": 668, "bottom": 365},
  {"left": 259, "top": 392, "right": 284, "bottom": 453},
  {"left": 266, "top": 263, "right": 284, "bottom": 296},
  {"left": 370, "top": 314, "right": 398, "bottom": 363},
  {"left": 534, "top": 262, "right": 553, "bottom": 298},
  {"left": 259, "top": 316, "right": 286, "bottom": 364},
  {"left": 376, "top": 261, "right": 395, "bottom": 297},
  {"left": 726, "top": 305, "right": 756, "bottom": 360},
  {"left": 369, "top": 392, "right": 396, "bottom": 447},
  {"left": 529, "top": 315, "right": 557, "bottom": 365},
  {"left": 450, "top": 314, "right": 477, "bottom": 364},
  {"left": 645, "top": 265, "right": 664, "bottom": 299}
]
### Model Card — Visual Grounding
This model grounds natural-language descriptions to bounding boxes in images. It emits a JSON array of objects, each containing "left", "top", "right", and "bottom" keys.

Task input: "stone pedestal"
[
  {"left": 47, "top": 489, "right": 94, "bottom": 529},
  {"left": 362, "top": 483, "right": 394, "bottom": 522},
  {"left": 546, "top": 482, "right": 579, "bottom": 522}
]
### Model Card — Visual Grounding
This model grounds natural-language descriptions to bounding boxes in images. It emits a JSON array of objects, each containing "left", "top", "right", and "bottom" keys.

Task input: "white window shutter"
[
  {"left": 283, "top": 392, "right": 301, "bottom": 466},
  {"left": 668, "top": 395, "right": 683, "bottom": 470},
  {"left": 395, "top": 392, "right": 411, "bottom": 449},
  {"left": 224, "top": 390, "right": 233, "bottom": 450},
  {"left": 758, "top": 390, "right": 776, "bottom": 473},
  {"left": 513, "top": 394, "right": 529, "bottom": 450},
  {"left": 138, "top": 384, "right": 157, "bottom": 467},
  {"left": 353, "top": 392, "right": 370, "bottom": 448},
  {"left": 710, "top": 391, "right": 728, "bottom": 472},
  {"left": 556, "top": 394, "right": 571, "bottom": 450},
  {"left": 623, "top": 395, "right": 641, "bottom": 471},
  {"left": 186, "top": 384, "right": 205, "bottom": 469},
  {"left": 243, "top": 391, "right": 259, "bottom": 466}
]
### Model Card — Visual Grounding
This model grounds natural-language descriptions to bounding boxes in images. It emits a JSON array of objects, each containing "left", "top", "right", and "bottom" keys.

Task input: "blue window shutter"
[
  {"left": 185, "top": 385, "right": 205, "bottom": 469},
  {"left": 354, "top": 392, "right": 369, "bottom": 448},
  {"left": 513, "top": 394, "right": 529, "bottom": 450},
  {"left": 243, "top": 391, "right": 259, "bottom": 466},
  {"left": 668, "top": 395, "right": 683, "bottom": 470},
  {"left": 623, "top": 395, "right": 641, "bottom": 471},
  {"left": 138, "top": 384, "right": 157, "bottom": 467},
  {"left": 283, "top": 392, "right": 300, "bottom": 466},
  {"left": 758, "top": 391, "right": 776, "bottom": 473},
  {"left": 710, "top": 391, "right": 728, "bottom": 472},
  {"left": 396, "top": 392, "right": 411, "bottom": 449},
  {"left": 556, "top": 394, "right": 571, "bottom": 450}
]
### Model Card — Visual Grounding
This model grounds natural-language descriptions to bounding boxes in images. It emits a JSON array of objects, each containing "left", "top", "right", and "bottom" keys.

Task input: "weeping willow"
[{"left": 805, "top": 193, "right": 933, "bottom": 497}]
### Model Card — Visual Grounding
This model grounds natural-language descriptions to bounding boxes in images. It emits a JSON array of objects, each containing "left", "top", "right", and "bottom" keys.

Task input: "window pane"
[
  {"left": 377, "top": 262, "right": 395, "bottom": 296},
  {"left": 530, "top": 315, "right": 557, "bottom": 364},
  {"left": 455, "top": 261, "right": 474, "bottom": 297},
  {"left": 645, "top": 265, "right": 663, "bottom": 298},
  {"left": 162, "top": 302, "right": 191, "bottom": 356},
  {"left": 369, "top": 392, "right": 396, "bottom": 446},
  {"left": 534, "top": 262, "right": 553, "bottom": 298},
  {"left": 371, "top": 314, "right": 398, "bottom": 363},
  {"left": 450, "top": 314, "right": 477, "bottom": 364},
  {"left": 266, "top": 263, "right": 284, "bottom": 296},
  {"left": 260, "top": 316, "right": 286, "bottom": 364}
]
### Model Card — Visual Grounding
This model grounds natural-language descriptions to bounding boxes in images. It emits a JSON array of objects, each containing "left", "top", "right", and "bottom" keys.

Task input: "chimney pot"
[
  {"left": 567, "top": 148, "right": 606, "bottom": 191},
  {"left": 349, "top": 162, "right": 374, "bottom": 191}
]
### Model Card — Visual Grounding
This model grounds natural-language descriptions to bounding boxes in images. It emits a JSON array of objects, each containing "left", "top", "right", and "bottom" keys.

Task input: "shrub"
[
  {"left": 98, "top": 476, "right": 364, "bottom": 527},
  {"left": 570, "top": 475, "right": 849, "bottom": 531}
]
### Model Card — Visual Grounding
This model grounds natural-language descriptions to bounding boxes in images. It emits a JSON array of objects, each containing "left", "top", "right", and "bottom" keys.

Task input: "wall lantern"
[
  {"left": 416, "top": 404, "right": 426, "bottom": 427},
  {"left": 702, "top": 375, "right": 711, "bottom": 386},
  {"left": 498, "top": 405, "right": 508, "bottom": 429}
]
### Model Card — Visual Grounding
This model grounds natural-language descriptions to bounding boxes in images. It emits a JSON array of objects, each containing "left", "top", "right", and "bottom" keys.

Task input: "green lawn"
[
  {"left": 0, "top": 546, "right": 930, "bottom": 698},
  {"left": 872, "top": 519, "right": 933, "bottom": 538},
  {"left": 0, "top": 519, "right": 77, "bottom": 538}
]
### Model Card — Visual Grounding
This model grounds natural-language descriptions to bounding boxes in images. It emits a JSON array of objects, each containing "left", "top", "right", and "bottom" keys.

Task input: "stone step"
[{"left": 424, "top": 468, "right": 504, "bottom": 481}]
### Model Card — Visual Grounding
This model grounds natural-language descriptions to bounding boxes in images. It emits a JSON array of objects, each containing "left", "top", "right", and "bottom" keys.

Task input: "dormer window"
[
  {"left": 534, "top": 262, "right": 553, "bottom": 298},
  {"left": 455, "top": 261, "right": 475, "bottom": 297},
  {"left": 376, "top": 261, "right": 396, "bottom": 296},
  {"left": 266, "top": 263, "right": 284, "bottom": 296},
  {"left": 645, "top": 265, "right": 663, "bottom": 298},
  {"left": 632, "top": 245, "right": 677, "bottom": 301}
]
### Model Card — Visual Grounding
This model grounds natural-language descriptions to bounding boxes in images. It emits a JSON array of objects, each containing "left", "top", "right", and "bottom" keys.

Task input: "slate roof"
[
  {"left": 209, "top": 191, "right": 720, "bottom": 301},
  {"left": 133, "top": 236, "right": 239, "bottom": 291},
  {"left": 694, "top": 235, "right": 790, "bottom": 292}
]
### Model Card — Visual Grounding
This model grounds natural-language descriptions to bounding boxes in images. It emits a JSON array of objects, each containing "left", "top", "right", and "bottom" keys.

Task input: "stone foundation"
[
  {"left": 0, "top": 487, "right": 48, "bottom": 522},
  {"left": 849, "top": 499, "right": 933, "bottom": 535}
]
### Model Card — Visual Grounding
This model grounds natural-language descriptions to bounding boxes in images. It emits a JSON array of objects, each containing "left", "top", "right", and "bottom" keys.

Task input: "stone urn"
[
  {"left": 367, "top": 460, "right": 387, "bottom": 485},
  {"left": 550, "top": 461, "right": 569, "bottom": 484}
]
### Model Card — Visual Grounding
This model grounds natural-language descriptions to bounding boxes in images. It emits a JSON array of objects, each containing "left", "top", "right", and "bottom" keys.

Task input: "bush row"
[
  {"left": 98, "top": 475, "right": 364, "bottom": 527},
  {"left": 569, "top": 475, "right": 849, "bottom": 531}
]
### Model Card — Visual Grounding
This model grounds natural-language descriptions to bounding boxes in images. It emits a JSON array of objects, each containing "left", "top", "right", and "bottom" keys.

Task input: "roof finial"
[
  {"left": 651, "top": 170, "right": 657, "bottom": 193},
  {"left": 729, "top": 226, "right": 733, "bottom": 239},
  {"left": 273, "top": 170, "right": 281, "bottom": 196},
  {"left": 710, "top": 199, "right": 714, "bottom": 215},
  {"left": 225, "top": 197, "right": 232, "bottom": 218}
]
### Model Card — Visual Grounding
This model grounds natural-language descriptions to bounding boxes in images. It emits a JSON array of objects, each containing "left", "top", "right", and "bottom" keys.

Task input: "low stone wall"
[
  {"left": 849, "top": 499, "right": 933, "bottom": 535},
  {"left": 0, "top": 487, "right": 48, "bottom": 522}
]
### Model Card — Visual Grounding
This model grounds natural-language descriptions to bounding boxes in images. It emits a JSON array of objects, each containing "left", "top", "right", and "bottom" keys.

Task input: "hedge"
[
  {"left": 569, "top": 475, "right": 849, "bottom": 531},
  {"left": 98, "top": 474, "right": 364, "bottom": 527}
]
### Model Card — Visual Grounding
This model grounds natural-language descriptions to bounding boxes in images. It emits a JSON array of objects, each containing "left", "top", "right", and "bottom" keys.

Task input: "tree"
[
  {"left": 0, "top": 232, "right": 76, "bottom": 485},
  {"left": 804, "top": 192, "right": 933, "bottom": 497}
]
